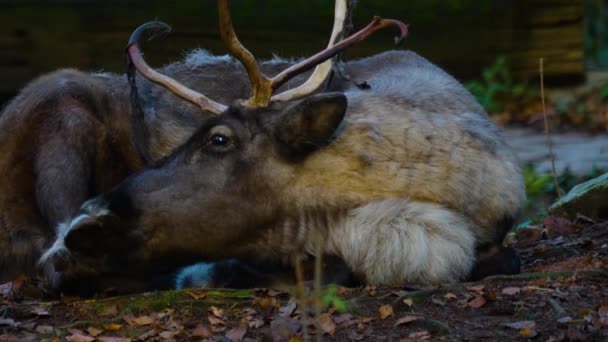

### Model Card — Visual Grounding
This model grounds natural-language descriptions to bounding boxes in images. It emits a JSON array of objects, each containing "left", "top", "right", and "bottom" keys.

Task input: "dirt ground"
[{"left": 1, "top": 218, "right": 607, "bottom": 341}]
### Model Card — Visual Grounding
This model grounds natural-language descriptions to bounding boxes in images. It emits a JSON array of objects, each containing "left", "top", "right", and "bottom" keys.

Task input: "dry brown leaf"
[
  {"left": 210, "top": 306, "right": 224, "bottom": 318},
  {"left": 86, "top": 327, "right": 103, "bottom": 337},
  {"left": 65, "top": 334, "right": 95, "bottom": 342},
  {"left": 255, "top": 297, "right": 279, "bottom": 310},
  {"left": 444, "top": 293, "right": 458, "bottom": 300},
  {"left": 208, "top": 314, "right": 226, "bottom": 326},
  {"left": 132, "top": 315, "right": 154, "bottom": 326},
  {"left": 378, "top": 304, "right": 394, "bottom": 319},
  {"left": 466, "top": 295, "right": 486, "bottom": 309},
  {"left": 501, "top": 287, "right": 521, "bottom": 296},
  {"left": 318, "top": 313, "right": 336, "bottom": 336},
  {"left": 103, "top": 323, "right": 122, "bottom": 331},
  {"left": 225, "top": 324, "right": 248, "bottom": 342},
  {"left": 465, "top": 284, "right": 485, "bottom": 294},
  {"left": 366, "top": 286, "right": 377, "bottom": 297},
  {"left": 395, "top": 315, "right": 419, "bottom": 326},
  {"left": 67, "top": 328, "right": 85, "bottom": 335},
  {"left": 185, "top": 289, "right": 207, "bottom": 300},
  {"left": 192, "top": 324, "right": 211, "bottom": 337},
  {"left": 288, "top": 337, "right": 304, "bottom": 342}
]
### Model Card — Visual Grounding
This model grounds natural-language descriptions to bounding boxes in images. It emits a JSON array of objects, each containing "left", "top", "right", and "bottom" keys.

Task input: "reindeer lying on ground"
[{"left": 2, "top": 0, "right": 524, "bottom": 293}]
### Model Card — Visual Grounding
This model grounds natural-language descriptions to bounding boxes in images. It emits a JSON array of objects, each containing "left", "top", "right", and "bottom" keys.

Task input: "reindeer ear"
[{"left": 273, "top": 93, "right": 347, "bottom": 159}]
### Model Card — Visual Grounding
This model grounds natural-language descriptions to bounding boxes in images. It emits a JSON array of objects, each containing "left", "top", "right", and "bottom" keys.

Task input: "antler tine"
[
  {"left": 126, "top": 21, "right": 228, "bottom": 114},
  {"left": 270, "top": 0, "right": 350, "bottom": 103},
  {"left": 269, "top": 16, "right": 409, "bottom": 102},
  {"left": 218, "top": 0, "right": 272, "bottom": 108}
]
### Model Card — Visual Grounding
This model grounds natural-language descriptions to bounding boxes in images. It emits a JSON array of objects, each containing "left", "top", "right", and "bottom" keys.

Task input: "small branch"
[{"left": 539, "top": 58, "right": 564, "bottom": 199}]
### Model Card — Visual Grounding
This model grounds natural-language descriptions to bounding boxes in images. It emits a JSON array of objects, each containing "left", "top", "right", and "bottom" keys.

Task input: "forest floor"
[{"left": 0, "top": 216, "right": 607, "bottom": 341}]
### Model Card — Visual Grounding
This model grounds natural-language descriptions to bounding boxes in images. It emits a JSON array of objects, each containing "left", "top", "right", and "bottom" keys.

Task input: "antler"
[
  {"left": 270, "top": 0, "right": 350, "bottom": 103},
  {"left": 126, "top": 2, "right": 408, "bottom": 113},
  {"left": 218, "top": 0, "right": 408, "bottom": 107},
  {"left": 126, "top": 21, "right": 228, "bottom": 114}
]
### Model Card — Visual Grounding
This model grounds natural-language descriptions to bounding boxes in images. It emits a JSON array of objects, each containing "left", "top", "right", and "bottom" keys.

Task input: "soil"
[{"left": 1, "top": 219, "right": 607, "bottom": 341}]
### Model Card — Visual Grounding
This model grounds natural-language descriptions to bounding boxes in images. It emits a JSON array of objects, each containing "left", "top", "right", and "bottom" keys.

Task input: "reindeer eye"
[{"left": 208, "top": 134, "right": 231, "bottom": 147}]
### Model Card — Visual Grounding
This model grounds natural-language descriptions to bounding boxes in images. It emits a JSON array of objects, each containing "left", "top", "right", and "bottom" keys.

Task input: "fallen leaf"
[
  {"left": 318, "top": 313, "right": 336, "bottom": 336},
  {"left": 97, "top": 338, "right": 131, "bottom": 342},
  {"left": 210, "top": 306, "right": 224, "bottom": 318},
  {"left": 466, "top": 295, "right": 486, "bottom": 308},
  {"left": 333, "top": 313, "right": 354, "bottom": 325},
  {"left": 403, "top": 297, "right": 413, "bottom": 307},
  {"left": 225, "top": 324, "right": 248, "bottom": 341},
  {"left": 465, "top": 284, "right": 485, "bottom": 295},
  {"left": 544, "top": 216, "right": 574, "bottom": 235},
  {"left": 99, "top": 305, "right": 118, "bottom": 317},
  {"left": 208, "top": 314, "right": 226, "bottom": 327},
  {"left": 267, "top": 289, "right": 284, "bottom": 297},
  {"left": 103, "top": 323, "right": 122, "bottom": 331},
  {"left": 520, "top": 326, "right": 538, "bottom": 338},
  {"left": 192, "top": 324, "right": 211, "bottom": 337},
  {"left": 65, "top": 334, "right": 95, "bottom": 342},
  {"left": 394, "top": 315, "right": 419, "bottom": 326},
  {"left": 35, "top": 325, "right": 54, "bottom": 334},
  {"left": 444, "top": 293, "right": 457, "bottom": 300},
  {"left": 501, "top": 287, "right": 521, "bottom": 296},
  {"left": 288, "top": 337, "right": 303, "bottom": 342},
  {"left": 132, "top": 315, "right": 154, "bottom": 326},
  {"left": 86, "top": 327, "right": 103, "bottom": 337},
  {"left": 366, "top": 286, "right": 377, "bottom": 297},
  {"left": 137, "top": 329, "right": 158, "bottom": 340},
  {"left": 185, "top": 289, "right": 207, "bottom": 300},
  {"left": 501, "top": 320, "right": 536, "bottom": 330},
  {"left": 599, "top": 305, "right": 608, "bottom": 326},
  {"left": 248, "top": 318, "right": 264, "bottom": 329},
  {"left": 408, "top": 330, "right": 431, "bottom": 340},
  {"left": 378, "top": 304, "right": 394, "bottom": 319},
  {"left": 67, "top": 328, "right": 85, "bottom": 335},
  {"left": 270, "top": 317, "right": 301, "bottom": 341},
  {"left": 30, "top": 306, "right": 51, "bottom": 316},
  {"left": 0, "top": 319, "right": 18, "bottom": 327},
  {"left": 279, "top": 299, "right": 297, "bottom": 318},
  {"left": 158, "top": 331, "right": 178, "bottom": 339}
]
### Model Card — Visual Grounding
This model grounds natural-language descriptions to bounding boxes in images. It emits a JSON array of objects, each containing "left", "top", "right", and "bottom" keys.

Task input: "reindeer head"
[{"left": 41, "top": 0, "right": 407, "bottom": 289}]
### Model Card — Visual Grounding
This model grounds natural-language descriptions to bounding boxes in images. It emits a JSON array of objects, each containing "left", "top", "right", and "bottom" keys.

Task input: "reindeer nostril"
[{"left": 64, "top": 215, "right": 105, "bottom": 254}]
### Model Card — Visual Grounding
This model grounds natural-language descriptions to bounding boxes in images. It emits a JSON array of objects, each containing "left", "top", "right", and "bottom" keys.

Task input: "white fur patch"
[
  {"left": 326, "top": 199, "right": 476, "bottom": 285},
  {"left": 183, "top": 49, "right": 235, "bottom": 68},
  {"left": 174, "top": 262, "right": 216, "bottom": 289}
]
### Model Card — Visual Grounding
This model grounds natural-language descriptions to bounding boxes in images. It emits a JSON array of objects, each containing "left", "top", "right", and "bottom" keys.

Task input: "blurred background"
[{"left": 0, "top": 0, "right": 606, "bottom": 218}]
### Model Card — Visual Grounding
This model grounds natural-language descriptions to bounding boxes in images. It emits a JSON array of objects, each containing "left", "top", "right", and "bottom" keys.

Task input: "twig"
[
  {"left": 293, "top": 256, "right": 309, "bottom": 340},
  {"left": 546, "top": 297, "right": 567, "bottom": 317},
  {"left": 539, "top": 57, "right": 564, "bottom": 199},
  {"left": 313, "top": 230, "right": 323, "bottom": 342}
]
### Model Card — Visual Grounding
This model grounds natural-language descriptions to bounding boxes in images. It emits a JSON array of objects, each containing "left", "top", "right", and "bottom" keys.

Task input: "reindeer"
[{"left": 32, "top": 0, "right": 526, "bottom": 292}]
